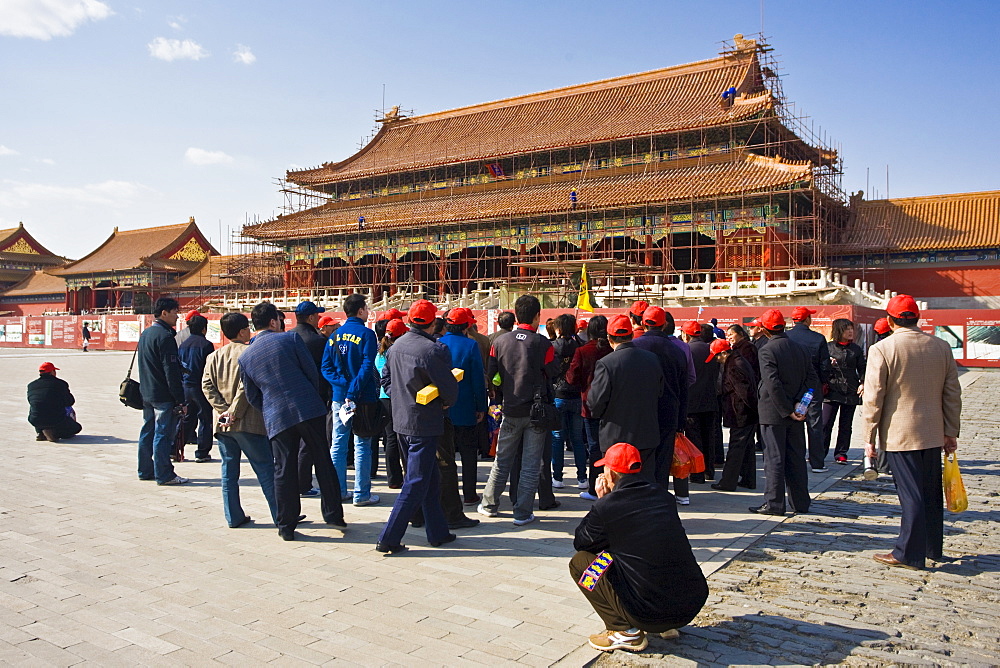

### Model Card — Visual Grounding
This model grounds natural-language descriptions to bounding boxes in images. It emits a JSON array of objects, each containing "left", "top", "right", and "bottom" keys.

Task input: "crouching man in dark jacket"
[
  {"left": 28, "top": 362, "right": 82, "bottom": 442},
  {"left": 571, "top": 442, "right": 708, "bottom": 653}
]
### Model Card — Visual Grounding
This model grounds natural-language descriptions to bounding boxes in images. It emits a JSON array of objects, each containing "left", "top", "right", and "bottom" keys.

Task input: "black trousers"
[
  {"left": 32, "top": 415, "right": 82, "bottom": 439},
  {"left": 569, "top": 551, "right": 681, "bottom": 634},
  {"left": 182, "top": 386, "right": 214, "bottom": 459},
  {"left": 716, "top": 422, "right": 756, "bottom": 490},
  {"left": 271, "top": 416, "right": 344, "bottom": 533},
  {"left": 685, "top": 411, "right": 717, "bottom": 481},
  {"left": 823, "top": 402, "right": 856, "bottom": 460},
  {"left": 381, "top": 398, "right": 405, "bottom": 487},
  {"left": 454, "top": 423, "right": 480, "bottom": 501},
  {"left": 760, "top": 421, "right": 810, "bottom": 514},
  {"left": 413, "top": 419, "right": 467, "bottom": 525},
  {"left": 888, "top": 447, "right": 944, "bottom": 567},
  {"left": 511, "top": 430, "right": 556, "bottom": 508}
]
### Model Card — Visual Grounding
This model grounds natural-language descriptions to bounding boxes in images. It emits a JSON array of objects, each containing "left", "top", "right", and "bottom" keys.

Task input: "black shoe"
[
  {"left": 375, "top": 542, "right": 407, "bottom": 555},
  {"left": 710, "top": 483, "right": 736, "bottom": 492},
  {"left": 737, "top": 482, "right": 756, "bottom": 490},
  {"left": 448, "top": 517, "right": 480, "bottom": 530},
  {"left": 326, "top": 518, "right": 347, "bottom": 528},
  {"left": 539, "top": 501, "right": 561, "bottom": 511},
  {"left": 35, "top": 433, "right": 46, "bottom": 441},
  {"left": 430, "top": 533, "right": 457, "bottom": 548},
  {"left": 278, "top": 529, "right": 295, "bottom": 541},
  {"left": 138, "top": 476, "right": 155, "bottom": 481},
  {"left": 749, "top": 504, "right": 785, "bottom": 516},
  {"left": 410, "top": 520, "right": 424, "bottom": 528},
  {"left": 232, "top": 516, "right": 252, "bottom": 528},
  {"left": 195, "top": 457, "right": 215, "bottom": 463},
  {"left": 689, "top": 476, "right": 706, "bottom": 484},
  {"left": 297, "top": 514, "right": 308, "bottom": 523}
]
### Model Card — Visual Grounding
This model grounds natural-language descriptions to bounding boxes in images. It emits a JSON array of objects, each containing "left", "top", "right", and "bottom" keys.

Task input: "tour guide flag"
[{"left": 576, "top": 264, "right": 594, "bottom": 312}]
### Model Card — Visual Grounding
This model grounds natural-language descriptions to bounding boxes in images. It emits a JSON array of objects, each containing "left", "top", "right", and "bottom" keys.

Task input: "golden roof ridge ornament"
[
  {"left": 376, "top": 105, "right": 410, "bottom": 125},
  {"left": 732, "top": 34, "right": 758, "bottom": 51}
]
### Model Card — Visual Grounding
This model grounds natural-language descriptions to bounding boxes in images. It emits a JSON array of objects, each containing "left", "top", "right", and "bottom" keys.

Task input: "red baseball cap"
[
  {"left": 576, "top": 318, "right": 588, "bottom": 332},
  {"left": 39, "top": 362, "right": 59, "bottom": 373},
  {"left": 185, "top": 309, "right": 202, "bottom": 321},
  {"left": 446, "top": 307, "right": 476, "bottom": 326},
  {"left": 629, "top": 300, "right": 650, "bottom": 317},
  {"left": 873, "top": 317, "right": 891, "bottom": 335},
  {"left": 594, "top": 442, "right": 643, "bottom": 474},
  {"left": 886, "top": 294, "right": 920, "bottom": 319},
  {"left": 382, "top": 308, "right": 406, "bottom": 321},
  {"left": 748, "top": 318, "right": 762, "bottom": 328},
  {"left": 608, "top": 314, "right": 633, "bottom": 336},
  {"left": 408, "top": 299, "right": 437, "bottom": 325},
  {"left": 791, "top": 306, "right": 817, "bottom": 321},
  {"left": 386, "top": 318, "right": 408, "bottom": 338},
  {"left": 682, "top": 320, "right": 702, "bottom": 336},
  {"left": 705, "top": 338, "right": 732, "bottom": 362},
  {"left": 760, "top": 309, "right": 786, "bottom": 330},
  {"left": 642, "top": 306, "right": 666, "bottom": 327},
  {"left": 317, "top": 315, "right": 339, "bottom": 328}
]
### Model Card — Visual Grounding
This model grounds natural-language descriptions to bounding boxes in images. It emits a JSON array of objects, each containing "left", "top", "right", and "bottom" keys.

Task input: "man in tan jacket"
[
  {"left": 862, "top": 295, "right": 961, "bottom": 570},
  {"left": 202, "top": 312, "right": 278, "bottom": 528}
]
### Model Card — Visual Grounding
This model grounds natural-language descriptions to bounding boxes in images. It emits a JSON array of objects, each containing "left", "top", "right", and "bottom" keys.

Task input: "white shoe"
[
  {"left": 552, "top": 480, "right": 564, "bottom": 489},
  {"left": 158, "top": 475, "right": 189, "bottom": 486},
  {"left": 477, "top": 503, "right": 498, "bottom": 518},
  {"left": 579, "top": 491, "right": 598, "bottom": 501},
  {"left": 675, "top": 496, "right": 690, "bottom": 505},
  {"left": 811, "top": 467, "right": 829, "bottom": 473},
  {"left": 512, "top": 514, "right": 535, "bottom": 526},
  {"left": 354, "top": 494, "right": 380, "bottom": 507},
  {"left": 577, "top": 479, "right": 589, "bottom": 489}
]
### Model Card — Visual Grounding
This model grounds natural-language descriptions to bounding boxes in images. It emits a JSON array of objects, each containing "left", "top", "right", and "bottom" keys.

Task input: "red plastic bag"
[{"left": 671, "top": 432, "right": 705, "bottom": 478}]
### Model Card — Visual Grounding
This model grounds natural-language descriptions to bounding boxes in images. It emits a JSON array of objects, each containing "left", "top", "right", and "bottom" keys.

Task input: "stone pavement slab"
[
  {"left": 584, "top": 369, "right": 1000, "bottom": 667},
  {"left": 0, "top": 348, "right": 914, "bottom": 665}
]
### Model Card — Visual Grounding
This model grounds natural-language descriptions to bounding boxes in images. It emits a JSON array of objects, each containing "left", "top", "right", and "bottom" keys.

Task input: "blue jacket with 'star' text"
[{"left": 321, "top": 316, "right": 379, "bottom": 403}]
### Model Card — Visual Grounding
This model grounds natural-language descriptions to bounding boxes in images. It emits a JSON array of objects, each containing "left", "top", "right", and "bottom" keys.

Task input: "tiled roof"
[
  {"left": 1, "top": 270, "right": 67, "bottom": 297},
  {"left": 288, "top": 51, "right": 773, "bottom": 186},
  {"left": 249, "top": 152, "right": 811, "bottom": 240},
  {"left": 839, "top": 190, "right": 1000, "bottom": 252},
  {"left": 167, "top": 255, "right": 240, "bottom": 289},
  {"left": 53, "top": 221, "right": 217, "bottom": 276},
  {"left": 0, "top": 222, "right": 65, "bottom": 262}
]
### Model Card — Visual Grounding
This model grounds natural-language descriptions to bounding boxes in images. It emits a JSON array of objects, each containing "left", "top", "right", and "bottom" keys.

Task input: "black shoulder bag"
[
  {"left": 119, "top": 348, "right": 144, "bottom": 410},
  {"left": 529, "top": 385, "right": 561, "bottom": 431}
]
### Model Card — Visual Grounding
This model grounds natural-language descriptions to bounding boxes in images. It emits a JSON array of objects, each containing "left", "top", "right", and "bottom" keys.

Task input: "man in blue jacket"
[
  {"left": 322, "top": 293, "right": 380, "bottom": 507},
  {"left": 240, "top": 302, "right": 346, "bottom": 540},
  {"left": 439, "top": 308, "right": 487, "bottom": 521},
  {"left": 376, "top": 300, "right": 459, "bottom": 554},
  {"left": 136, "top": 297, "right": 188, "bottom": 486}
]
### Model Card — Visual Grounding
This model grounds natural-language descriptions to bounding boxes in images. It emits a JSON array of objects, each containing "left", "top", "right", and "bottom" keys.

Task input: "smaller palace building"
[
  {"left": 49, "top": 218, "right": 217, "bottom": 314},
  {"left": 834, "top": 190, "right": 1000, "bottom": 308},
  {"left": 0, "top": 223, "right": 66, "bottom": 290}
]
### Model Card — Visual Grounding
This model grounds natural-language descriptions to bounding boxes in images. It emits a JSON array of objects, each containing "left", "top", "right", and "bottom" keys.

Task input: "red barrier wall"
[{"left": 2, "top": 307, "right": 997, "bottom": 367}]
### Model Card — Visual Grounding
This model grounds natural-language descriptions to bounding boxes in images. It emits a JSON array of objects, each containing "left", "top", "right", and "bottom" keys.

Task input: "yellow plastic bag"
[{"left": 943, "top": 452, "right": 968, "bottom": 513}]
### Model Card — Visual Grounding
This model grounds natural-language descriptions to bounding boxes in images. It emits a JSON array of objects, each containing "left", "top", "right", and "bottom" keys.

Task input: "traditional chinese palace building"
[
  {"left": 51, "top": 218, "right": 217, "bottom": 314},
  {"left": 0, "top": 224, "right": 66, "bottom": 290},
  {"left": 243, "top": 37, "right": 847, "bottom": 306}
]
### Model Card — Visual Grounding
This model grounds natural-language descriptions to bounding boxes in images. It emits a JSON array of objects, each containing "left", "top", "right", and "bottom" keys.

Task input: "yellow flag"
[{"left": 576, "top": 264, "right": 594, "bottom": 312}]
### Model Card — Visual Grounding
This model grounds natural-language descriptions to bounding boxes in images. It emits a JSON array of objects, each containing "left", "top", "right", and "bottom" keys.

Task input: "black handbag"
[
  {"left": 352, "top": 401, "right": 388, "bottom": 438},
  {"left": 529, "top": 385, "right": 560, "bottom": 431},
  {"left": 119, "top": 348, "right": 144, "bottom": 410}
]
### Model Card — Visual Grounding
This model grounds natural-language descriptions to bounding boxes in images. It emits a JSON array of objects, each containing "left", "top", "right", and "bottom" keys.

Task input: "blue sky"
[{"left": 2, "top": 0, "right": 998, "bottom": 258}]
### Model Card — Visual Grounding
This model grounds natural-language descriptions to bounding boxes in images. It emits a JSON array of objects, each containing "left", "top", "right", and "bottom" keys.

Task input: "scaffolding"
[{"left": 234, "top": 36, "right": 848, "bottom": 308}]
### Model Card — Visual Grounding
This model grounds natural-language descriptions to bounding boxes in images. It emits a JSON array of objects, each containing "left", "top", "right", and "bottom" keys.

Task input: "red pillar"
[
  {"left": 389, "top": 253, "right": 398, "bottom": 295},
  {"left": 519, "top": 243, "right": 528, "bottom": 278}
]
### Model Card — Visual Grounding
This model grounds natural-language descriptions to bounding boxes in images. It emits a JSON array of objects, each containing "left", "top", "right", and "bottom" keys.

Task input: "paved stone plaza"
[{"left": 0, "top": 348, "right": 996, "bottom": 666}]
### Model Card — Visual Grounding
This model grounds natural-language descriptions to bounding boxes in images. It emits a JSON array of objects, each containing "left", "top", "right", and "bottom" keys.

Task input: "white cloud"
[
  {"left": 148, "top": 37, "right": 209, "bottom": 62},
  {"left": 185, "top": 147, "right": 234, "bottom": 166},
  {"left": 0, "top": 179, "right": 150, "bottom": 208},
  {"left": 0, "top": 0, "right": 112, "bottom": 40},
  {"left": 167, "top": 15, "right": 186, "bottom": 30},
  {"left": 0, "top": 145, "right": 19, "bottom": 156},
  {"left": 37, "top": 158, "right": 56, "bottom": 165},
  {"left": 232, "top": 44, "right": 256, "bottom": 65}
]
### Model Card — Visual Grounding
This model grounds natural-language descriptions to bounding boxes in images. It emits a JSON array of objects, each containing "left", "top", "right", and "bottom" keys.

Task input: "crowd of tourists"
[{"left": 26, "top": 290, "right": 961, "bottom": 654}]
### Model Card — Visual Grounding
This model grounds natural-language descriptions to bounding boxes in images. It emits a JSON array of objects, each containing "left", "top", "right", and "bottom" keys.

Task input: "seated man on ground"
[
  {"left": 27, "top": 362, "right": 82, "bottom": 442},
  {"left": 570, "top": 442, "right": 708, "bottom": 653}
]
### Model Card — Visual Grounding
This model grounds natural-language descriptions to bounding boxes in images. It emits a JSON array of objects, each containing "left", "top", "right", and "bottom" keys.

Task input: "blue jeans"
[
  {"left": 217, "top": 431, "right": 278, "bottom": 527},
  {"left": 330, "top": 399, "right": 373, "bottom": 502},
  {"left": 552, "top": 397, "right": 587, "bottom": 482},
  {"left": 481, "top": 414, "right": 546, "bottom": 521},
  {"left": 138, "top": 401, "right": 178, "bottom": 483}
]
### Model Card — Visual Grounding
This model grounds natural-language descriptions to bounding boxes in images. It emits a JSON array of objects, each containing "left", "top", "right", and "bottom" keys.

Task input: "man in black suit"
[
  {"left": 587, "top": 315, "right": 663, "bottom": 482},
  {"left": 752, "top": 309, "right": 819, "bottom": 516},
  {"left": 786, "top": 306, "right": 831, "bottom": 472},
  {"left": 292, "top": 300, "right": 331, "bottom": 497}
]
